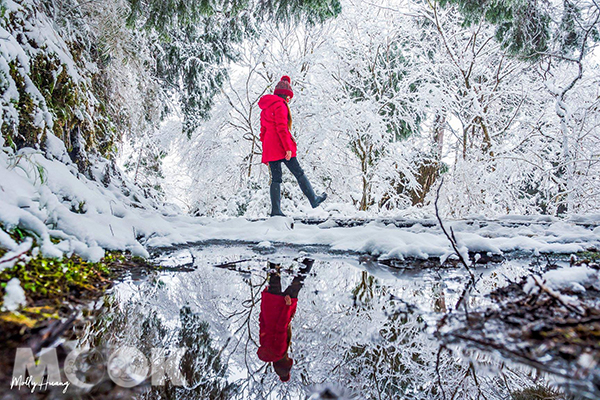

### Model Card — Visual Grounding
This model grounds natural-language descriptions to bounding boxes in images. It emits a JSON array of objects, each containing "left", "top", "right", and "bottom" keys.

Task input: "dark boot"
[
  {"left": 270, "top": 182, "right": 286, "bottom": 217},
  {"left": 299, "top": 259, "right": 314, "bottom": 275},
  {"left": 297, "top": 175, "right": 327, "bottom": 208}
]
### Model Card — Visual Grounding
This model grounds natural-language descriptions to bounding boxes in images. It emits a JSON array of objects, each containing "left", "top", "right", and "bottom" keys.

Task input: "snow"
[
  {"left": 2, "top": 278, "right": 26, "bottom": 311},
  {"left": 0, "top": 238, "right": 32, "bottom": 272},
  {"left": 145, "top": 215, "right": 600, "bottom": 261},
  {"left": 0, "top": 229, "right": 18, "bottom": 253},
  {"left": 0, "top": 0, "right": 598, "bottom": 269},
  {"left": 523, "top": 265, "right": 599, "bottom": 300},
  {"left": 2, "top": 139, "right": 600, "bottom": 264},
  {"left": 543, "top": 266, "right": 599, "bottom": 293},
  {"left": 45, "top": 134, "right": 72, "bottom": 164},
  {"left": 577, "top": 353, "right": 597, "bottom": 370},
  {"left": 0, "top": 142, "right": 157, "bottom": 261}
]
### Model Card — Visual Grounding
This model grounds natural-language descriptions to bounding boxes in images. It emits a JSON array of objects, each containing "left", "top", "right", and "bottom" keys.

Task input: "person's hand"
[
  {"left": 285, "top": 151, "right": 292, "bottom": 161},
  {"left": 285, "top": 295, "right": 292, "bottom": 306}
]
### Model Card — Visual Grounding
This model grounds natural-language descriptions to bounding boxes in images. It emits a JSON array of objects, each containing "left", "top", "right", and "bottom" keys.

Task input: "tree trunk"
[{"left": 433, "top": 112, "right": 445, "bottom": 161}]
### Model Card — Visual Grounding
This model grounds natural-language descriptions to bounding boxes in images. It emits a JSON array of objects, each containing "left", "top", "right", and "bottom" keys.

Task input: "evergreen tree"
[
  {"left": 437, "top": 0, "right": 599, "bottom": 60},
  {"left": 126, "top": 0, "right": 341, "bottom": 137},
  {"left": 437, "top": 0, "right": 552, "bottom": 59}
]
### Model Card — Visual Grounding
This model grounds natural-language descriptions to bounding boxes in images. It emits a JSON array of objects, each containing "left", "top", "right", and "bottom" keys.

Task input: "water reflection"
[
  {"left": 70, "top": 247, "right": 572, "bottom": 400},
  {"left": 258, "top": 260, "right": 313, "bottom": 382}
]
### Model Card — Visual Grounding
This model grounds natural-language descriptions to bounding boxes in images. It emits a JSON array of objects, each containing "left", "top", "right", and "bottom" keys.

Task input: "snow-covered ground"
[{"left": 2, "top": 140, "right": 600, "bottom": 273}]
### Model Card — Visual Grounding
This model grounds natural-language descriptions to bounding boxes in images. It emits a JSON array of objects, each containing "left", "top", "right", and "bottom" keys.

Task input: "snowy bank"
[
  {"left": 147, "top": 216, "right": 600, "bottom": 261},
  {"left": 2, "top": 140, "right": 600, "bottom": 268},
  {"left": 0, "top": 137, "right": 194, "bottom": 269}
]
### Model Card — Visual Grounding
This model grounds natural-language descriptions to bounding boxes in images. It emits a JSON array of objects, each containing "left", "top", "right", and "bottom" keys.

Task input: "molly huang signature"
[{"left": 11, "top": 375, "right": 70, "bottom": 394}]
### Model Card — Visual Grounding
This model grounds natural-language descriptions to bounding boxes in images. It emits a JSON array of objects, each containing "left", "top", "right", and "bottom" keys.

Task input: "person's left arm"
[{"left": 273, "top": 102, "right": 295, "bottom": 156}]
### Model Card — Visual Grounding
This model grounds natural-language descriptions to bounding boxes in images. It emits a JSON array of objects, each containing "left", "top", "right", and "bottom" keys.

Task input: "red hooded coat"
[
  {"left": 258, "top": 94, "right": 297, "bottom": 164},
  {"left": 257, "top": 290, "right": 298, "bottom": 362}
]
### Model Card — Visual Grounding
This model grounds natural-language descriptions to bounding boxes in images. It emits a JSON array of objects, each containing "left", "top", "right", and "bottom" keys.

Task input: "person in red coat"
[
  {"left": 257, "top": 259, "right": 313, "bottom": 382},
  {"left": 258, "top": 76, "right": 327, "bottom": 216}
]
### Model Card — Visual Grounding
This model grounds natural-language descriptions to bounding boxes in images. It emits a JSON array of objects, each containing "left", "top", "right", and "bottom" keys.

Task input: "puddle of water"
[{"left": 72, "top": 245, "right": 574, "bottom": 399}]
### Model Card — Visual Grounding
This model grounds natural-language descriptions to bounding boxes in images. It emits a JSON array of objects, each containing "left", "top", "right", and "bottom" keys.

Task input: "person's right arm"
[{"left": 260, "top": 125, "right": 266, "bottom": 142}]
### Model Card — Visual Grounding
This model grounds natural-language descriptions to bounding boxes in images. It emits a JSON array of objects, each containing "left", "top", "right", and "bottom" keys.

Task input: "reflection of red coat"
[
  {"left": 258, "top": 94, "right": 297, "bottom": 164},
  {"left": 257, "top": 290, "right": 298, "bottom": 362}
]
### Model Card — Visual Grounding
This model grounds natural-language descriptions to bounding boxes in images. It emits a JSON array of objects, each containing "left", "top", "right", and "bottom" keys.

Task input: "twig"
[
  {"left": 454, "top": 282, "right": 472, "bottom": 322},
  {"left": 189, "top": 249, "right": 196, "bottom": 267},
  {"left": 434, "top": 177, "right": 475, "bottom": 282},
  {"left": 469, "top": 361, "right": 488, "bottom": 400},
  {"left": 214, "top": 259, "right": 253, "bottom": 270},
  {"left": 0, "top": 249, "right": 29, "bottom": 265},
  {"left": 450, "top": 367, "right": 471, "bottom": 400},
  {"left": 436, "top": 345, "right": 447, "bottom": 400},
  {"left": 435, "top": 177, "right": 480, "bottom": 331},
  {"left": 531, "top": 275, "right": 585, "bottom": 316},
  {"left": 449, "top": 332, "right": 577, "bottom": 381},
  {"left": 28, "top": 312, "right": 78, "bottom": 354}
]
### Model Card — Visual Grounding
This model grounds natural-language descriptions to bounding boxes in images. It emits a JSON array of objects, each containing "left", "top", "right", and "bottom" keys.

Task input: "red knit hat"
[
  {"left": 273, "top": 356, "right": 293, "bottom": 382},
  {"left": 274, "top": 75, "right": 294, "bottom": 99}
]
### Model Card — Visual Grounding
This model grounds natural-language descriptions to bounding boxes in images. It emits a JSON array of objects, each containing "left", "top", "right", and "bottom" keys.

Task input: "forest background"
[{"left": 1, "top": 0, "right": 599, "bottom": 220}]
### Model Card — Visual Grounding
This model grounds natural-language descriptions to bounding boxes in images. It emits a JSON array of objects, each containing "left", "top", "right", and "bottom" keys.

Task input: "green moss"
[
  {"left": 7, "top": 60, "right": 45, "bottom": 149},
  {"left": 0, "top": 253, "right": 112, "bottom": 305},
  {"left": 0, "top": 224, "right": 149, "bottom": 315},
  {"left": 574, "top": 250, "right": 600, "bottom": 261},
  {"left": 1, "top": 36, "right": 118, "bottom": 160},
  {"left": 511, "top": 385, "right": 566, "bottom": 400},
  {"left": 0, "top": 222, "right": 151, "bottom": 332},
  {"left": 0, "top": 225, "right": 118, "bottom": 308},
  {"left": 31, "top": 53, "right": 76, "bottom": 136}
]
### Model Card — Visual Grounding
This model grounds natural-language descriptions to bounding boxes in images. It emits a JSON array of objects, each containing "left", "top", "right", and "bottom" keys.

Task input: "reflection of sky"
[{"left": 103, "top": 245, "right": 547, "bottom": 399}]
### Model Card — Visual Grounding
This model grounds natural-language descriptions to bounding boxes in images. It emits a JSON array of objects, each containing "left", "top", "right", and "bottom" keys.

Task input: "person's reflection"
[{"left": 257, "top": 259, "right": 313, "bottom": 382}]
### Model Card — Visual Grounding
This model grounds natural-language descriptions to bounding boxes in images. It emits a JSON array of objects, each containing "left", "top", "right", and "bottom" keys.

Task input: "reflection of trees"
[
  {"left": 149, "top": 306, "right": 237, "bottom": 400},
  {"left": 345, "top": 270, "right": 432, "bottom": 398},
  {"left": 78, "top": 259, "right": 568, "bottom": 400},
  {"left": 345, "top": 305, "right": 432, "bottom": 398},
  {"left": 79, "top": 294, "right": 237, "bottom": 399},
  {"left": 220, "top": 272, "right": 272, "bottom": 398},
  {"left": 352, "top": 271, "right": 387, "bottom": 309},
  {"left": 341, "top": 271, "right": 549, "bottom": 400}
]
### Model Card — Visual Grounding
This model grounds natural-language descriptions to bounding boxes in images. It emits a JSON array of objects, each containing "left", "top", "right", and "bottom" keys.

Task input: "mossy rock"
[
  {"left": 1, "top": 8, "right": 118, "bottom": 162},
  {"left": 6, "top": 60, "right": 45, "bottom": 149}
]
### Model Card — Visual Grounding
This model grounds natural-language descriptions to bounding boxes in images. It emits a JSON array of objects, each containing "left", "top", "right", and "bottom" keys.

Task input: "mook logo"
[{"left": 11, "top": 344, "right": 187, "bottom": 393}]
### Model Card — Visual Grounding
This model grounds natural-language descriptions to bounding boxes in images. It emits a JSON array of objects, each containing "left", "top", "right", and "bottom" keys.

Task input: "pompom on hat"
[{"left": 274, "top": 75, "right": 294, "bottom": 99}]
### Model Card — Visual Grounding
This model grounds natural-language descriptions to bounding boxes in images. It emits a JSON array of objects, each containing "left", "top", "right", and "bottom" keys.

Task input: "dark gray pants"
[
  {"left": 266, "top": 273, "right": 305, "bottom": 299},
  {"left": 266, "top": 260, "right": 313, "bottom": 299},
  {"left": 269, "top": 157, "right": 305, "bottom": 184},
  {"left": 269, "top": 157, "right": 320, "bottom": 212}
]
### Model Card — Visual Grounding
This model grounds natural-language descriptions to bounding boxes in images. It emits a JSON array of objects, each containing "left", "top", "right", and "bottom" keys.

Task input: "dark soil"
[{"left": 443, "top": 263, "right": 600, "bottom": 399}]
